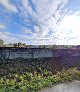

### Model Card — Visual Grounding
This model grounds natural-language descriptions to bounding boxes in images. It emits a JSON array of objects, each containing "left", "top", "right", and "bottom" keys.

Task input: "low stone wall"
[
  {"left": 0, "top": 47, "right": 80, "bottom": 75},
  {"left": 0, "top": 48, "right": 53, "bottom": 60},
  {"left": 0, "top": 47, "right": 80, "bottom": 60}
]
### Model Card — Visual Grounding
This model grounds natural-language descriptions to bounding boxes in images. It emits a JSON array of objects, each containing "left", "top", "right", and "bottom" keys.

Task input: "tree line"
[
  {"left": 0, "top": 39, "right": 26, "bottom": 47},
  {"left": 0, "top": 39, "right": 76, "bottom": 48}
]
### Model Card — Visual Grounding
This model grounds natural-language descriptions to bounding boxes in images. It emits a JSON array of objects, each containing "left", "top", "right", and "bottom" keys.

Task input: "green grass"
[{"left": 0, "top": 67, "right": 80, "bottom": 92}]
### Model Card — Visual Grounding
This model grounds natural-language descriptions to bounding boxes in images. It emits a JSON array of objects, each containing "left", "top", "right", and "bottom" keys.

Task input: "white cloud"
[
  {"left": 19, "top": 0, "right": 70, "bottom": 45},
  {"left": 0, "top": 31, "right": 16, "bottom": 43},
  {"left": 2, "top": 0, "right": 80, "bottom": 45},
  {"left": 0, "top": 0, "right": 18, "bottom": 12},
  {"left": 0, "top": 30, "right": 32, "bottom": 44},
  {"left": 21, "top": 0, "right": 80, "bottom": 45},
  {"left": 23, "top": 28, "right": 34, "bottom": 35},
  {"left": 0, "top": 24, "right": 6, "bottom": 29},
  {"left": 0, "top": 31, "right": 20, "bottom": 43},
  {"left": 55, "top": 13, "right": 80, "bottom": 45}
]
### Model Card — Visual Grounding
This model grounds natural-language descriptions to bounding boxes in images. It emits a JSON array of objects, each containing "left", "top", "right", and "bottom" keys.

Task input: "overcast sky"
[{"left": 0, "top": 0, "right": 80, "bottom": 45}]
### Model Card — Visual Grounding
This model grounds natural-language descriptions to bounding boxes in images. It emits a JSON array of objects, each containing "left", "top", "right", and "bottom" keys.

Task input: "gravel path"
[{"left": 40, "top": 81, "right": 80, "bottom": 92}]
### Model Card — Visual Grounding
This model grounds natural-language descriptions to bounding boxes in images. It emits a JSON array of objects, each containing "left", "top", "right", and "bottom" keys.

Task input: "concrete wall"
[
  {"left": 0, "top": 47, "right": 80, "bottom": 60},
  {"left": 0, "top": 47, "right": 80, "bottom": 74},
  {"left": 0, "top": 48, "right": 53, "bottom": 59}
]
